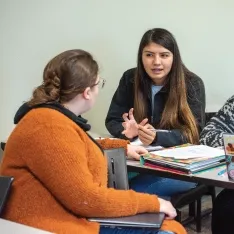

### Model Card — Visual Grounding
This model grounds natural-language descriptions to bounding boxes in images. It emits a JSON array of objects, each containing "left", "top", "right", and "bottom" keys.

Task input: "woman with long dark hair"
[{"left": 105, "top": 28, "right": 206, "bottom": 198}]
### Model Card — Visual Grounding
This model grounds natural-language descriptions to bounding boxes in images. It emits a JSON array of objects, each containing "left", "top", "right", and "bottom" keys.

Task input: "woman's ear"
[{"left": 83, "top": 87, "right": 91, "bottom": 100}]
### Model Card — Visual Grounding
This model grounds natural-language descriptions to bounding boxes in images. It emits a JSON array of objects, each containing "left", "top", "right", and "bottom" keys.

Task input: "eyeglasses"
[{"left": 92, "top": 78, "right": 106, "bottom": 89}]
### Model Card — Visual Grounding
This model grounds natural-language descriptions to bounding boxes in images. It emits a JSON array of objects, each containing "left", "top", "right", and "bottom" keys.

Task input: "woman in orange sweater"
[{"left": 0, "top": 49, "right": 186, "bottom": 234}]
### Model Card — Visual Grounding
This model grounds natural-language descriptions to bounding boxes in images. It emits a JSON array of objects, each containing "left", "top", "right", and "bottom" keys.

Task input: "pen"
[
  {"left": 217, "top": 168, "right": 227, "bottom": 176},
  {"left": 148, "top": 128, "right": 157, "bottom": 132},
  {"left": 148, "top": 129, "right": 169, "bottom": 132}
]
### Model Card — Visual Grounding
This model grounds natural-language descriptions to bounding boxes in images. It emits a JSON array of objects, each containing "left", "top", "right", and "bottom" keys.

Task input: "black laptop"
[
  {"left": 0, "top": 176, "right": 14, "bottom": 215},
  {"left": 89, "top": 213, "right": 165, "bottom": 229}
]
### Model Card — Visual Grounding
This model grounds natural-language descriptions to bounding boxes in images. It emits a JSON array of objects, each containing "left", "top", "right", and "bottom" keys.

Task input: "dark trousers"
[
  {"left": 212, "top": 189, "right": 234, "bottom": 234},
  {"left": 100, "top": 227, "right": 174, "bottom": 234}
]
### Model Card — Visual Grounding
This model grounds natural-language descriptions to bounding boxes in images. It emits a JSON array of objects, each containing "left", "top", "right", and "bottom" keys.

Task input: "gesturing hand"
[
  {"left": 122, "top": 108, "right": 148, "bottom": 139},
  {"left": 138, "top": 124, "right": 156, "bottom": 146}
]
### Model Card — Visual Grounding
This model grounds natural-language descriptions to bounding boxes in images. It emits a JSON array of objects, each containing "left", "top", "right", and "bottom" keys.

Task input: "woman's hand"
[
  {"left": 126, "top": 144, "right": 148, "bottom": 160},
  {"left": 158, "top": 198, "right": 177, "bottom": 220},
  {"left": 138, "top": 124, "right": 156, "bottom": 146},
  {"left": 122, "top": 108, "right": 148, "bottom": 139}
]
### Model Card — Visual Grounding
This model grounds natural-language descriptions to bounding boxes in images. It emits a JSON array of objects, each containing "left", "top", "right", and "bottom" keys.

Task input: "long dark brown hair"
[
  {"left": 28, "top": 49, "right": 98, "bottom": 106},
  {"left": 134, "top": 28, "right": 199, "bottom": 144}
]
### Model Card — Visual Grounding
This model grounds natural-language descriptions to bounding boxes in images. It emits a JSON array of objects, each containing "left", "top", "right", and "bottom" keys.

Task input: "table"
[
  {"left": 127, "top": 160, "right": 234, "bottom": 189},
  {"left": 0, "top": 218, "right": 52, "bottom": 233}
]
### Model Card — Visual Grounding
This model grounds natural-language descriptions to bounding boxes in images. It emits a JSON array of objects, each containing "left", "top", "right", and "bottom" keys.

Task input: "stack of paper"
[
  {"left": 150, "top": 145, "right": 225, "bottom": 159},
  {"left": 143, "top": 145, "right": 226, "bottom": 174}
]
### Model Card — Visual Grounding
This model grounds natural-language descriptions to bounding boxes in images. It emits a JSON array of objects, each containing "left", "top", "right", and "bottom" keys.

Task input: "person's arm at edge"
[{"left": 200, "top": 95, "right": 234, "bottom": 147}]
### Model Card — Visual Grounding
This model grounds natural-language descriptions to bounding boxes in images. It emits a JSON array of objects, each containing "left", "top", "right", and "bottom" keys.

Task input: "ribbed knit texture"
[{"left": 0, "top": 108, "right": 186, "bottom": 234}]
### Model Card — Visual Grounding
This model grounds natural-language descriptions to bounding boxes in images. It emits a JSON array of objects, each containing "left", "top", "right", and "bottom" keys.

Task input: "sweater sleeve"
[
  {"left": 96, "top": 138, "right": 129, "bottom": 150},
  {"left": 153, "top": 129, "right": 185, "bottom": 147},
  {"left": 96, "top": 138, "right": 129, "bottom": 155},
  {"left": 161, "top": 220, "right": 187, "bottom": 234},
  {"left": 200, "top": 95, "right": 234, "bottom": 147},
  {"left": 23, "top": 124, "right": 160, "bottom": 217},
  {"left": 186, "top": 74, "right": 206, "bottom": 133},
  {"left": 105, "top": 69, "right": 135, "bottom": 139}
]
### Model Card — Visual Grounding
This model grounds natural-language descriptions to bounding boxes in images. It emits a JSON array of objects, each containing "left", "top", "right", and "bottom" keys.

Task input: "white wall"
[{"left": 1, "top": 0, "right": 234, "bottom": 141}]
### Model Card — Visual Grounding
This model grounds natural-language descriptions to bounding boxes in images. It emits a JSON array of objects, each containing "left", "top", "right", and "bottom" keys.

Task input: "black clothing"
[{"left": 105, "top": 68, "right": 205, "bottom": 147}]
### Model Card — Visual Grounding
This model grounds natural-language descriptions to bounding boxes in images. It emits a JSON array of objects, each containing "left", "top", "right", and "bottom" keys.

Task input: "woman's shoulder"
[
  {"left": 224, "top": 95, "right": 234, "bottom": 105},
  {"left": 185, "top": 70, "right": 204, "bottom": 90},
  {"left": 28, "top": 107, "right": 69, "bottom": 120},
  {"left": 19, "top": 108, "right": 79, "bottom": 131},
  {"left": 120, "top": 67, "right": 136, "bottom": 84},
  {"left": 7, "top": 108, "right": 85, "bottom": 152}
]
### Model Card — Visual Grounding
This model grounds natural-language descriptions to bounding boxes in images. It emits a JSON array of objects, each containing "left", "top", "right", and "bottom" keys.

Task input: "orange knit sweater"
[{"left": 0, "top": 108, "right": 186, "bottom": 234}]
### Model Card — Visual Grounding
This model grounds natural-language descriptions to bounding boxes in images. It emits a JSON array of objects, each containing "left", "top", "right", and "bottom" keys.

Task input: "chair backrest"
[
  {"left": 0, "top": 176, "right": 14, "bottom": 216},
  {"left": 104, "top": 148, "right": 129, "bottom": 190},
  {"left": 0, "top": 142, "right": 6, "bottom": 163},
  {"left": 1, "top": 142, "right": 6, "bottom": 151},
  {"left": 0, "top": 149, "right": 3, "bottom": 164}
]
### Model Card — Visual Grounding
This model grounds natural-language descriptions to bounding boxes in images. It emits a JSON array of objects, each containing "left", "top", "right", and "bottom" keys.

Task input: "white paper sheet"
[
  {"left": 130, "top": 138, "right": 163, "bottom": 151},
  {"left": 150, "top": 145, "right": 225, "bottom": 159}
]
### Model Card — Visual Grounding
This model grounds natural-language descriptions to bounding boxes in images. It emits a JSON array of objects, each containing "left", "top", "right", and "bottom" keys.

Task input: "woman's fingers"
[
  {"left": 139, "top": 118, "right": 148, "bottom": 126},
  {"left": 138, "top": 125, "right": 156, "bottom": 138},
  {"left": 139, "top": 135, "right": 150, "bottom": 145},
  {"left": 128, "top": 108, "right": 135, "bottom": 120},
  {"left": 138, "top": 125, "right": 156, "bottom": 145},
  {"left": 127, "top": 145, "right": 148, "bottom": 160},
  {"left": 136, "top": 146, "right": 148, "bottom": 155},
  {"left": 141, "top": 123, "right": 154, "bottom": 129},
  {"left": 122, "top": 113, "right": 129, "bottom": 122}
]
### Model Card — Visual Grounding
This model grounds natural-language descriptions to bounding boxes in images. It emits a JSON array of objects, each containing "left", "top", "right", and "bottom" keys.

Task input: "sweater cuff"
[
  {"left": 161, "top": 219, "right": 187, "bottom": 234},
  {"left": 97, "top": 138, "right": 129, "bottom": 155},
  {"left": 136, "top": 193, "right": 160, "bottom": 213}
]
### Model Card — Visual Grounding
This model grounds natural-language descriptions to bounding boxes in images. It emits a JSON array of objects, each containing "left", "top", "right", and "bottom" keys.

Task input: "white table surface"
[{"left": 0, "top": 218, "right": 52, "bottom": 234}]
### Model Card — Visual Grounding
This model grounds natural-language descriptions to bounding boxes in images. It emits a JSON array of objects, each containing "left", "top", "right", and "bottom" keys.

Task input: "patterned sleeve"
[{"left": 200, "top": 95, "right": 234, "bottom": 147}]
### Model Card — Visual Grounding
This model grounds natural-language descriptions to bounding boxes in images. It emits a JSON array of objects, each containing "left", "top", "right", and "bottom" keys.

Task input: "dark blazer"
[{"left": 105, "top": 68, "right": 206, "bottom": 147}]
